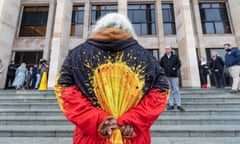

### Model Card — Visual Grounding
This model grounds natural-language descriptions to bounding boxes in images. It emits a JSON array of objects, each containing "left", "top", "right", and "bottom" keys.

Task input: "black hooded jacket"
[{"left": 58, "top": 38, "right": 169, "bottom": 106}]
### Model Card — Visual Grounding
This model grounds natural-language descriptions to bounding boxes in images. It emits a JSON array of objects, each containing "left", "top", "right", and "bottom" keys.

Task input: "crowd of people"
[
  {"left": 3, "top": 59, "right": 49, "bottom": 90},
  {"left": 198, "top": 43, "right": 240, "bottom": 94}
]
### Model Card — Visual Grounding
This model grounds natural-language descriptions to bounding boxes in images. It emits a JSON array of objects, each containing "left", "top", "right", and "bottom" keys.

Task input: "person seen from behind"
[
  {"left": 55, "top": 13, "right": 169, "bottom": 144},
  {"left": 160, "top": 46, "right": 185, "bottom": 112}
]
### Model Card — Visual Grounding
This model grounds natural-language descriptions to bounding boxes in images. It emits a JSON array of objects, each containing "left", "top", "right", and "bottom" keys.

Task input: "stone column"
[
  {"left": 48, "top": 0, "right": 72, "bottom": 88},
  {"left": 118, "top": 0, "right": 127, "bottom": 16},
  {"left": 228, "top": 0, "right": 240, "bottom": 47},
  {"left": 156, "top": 0, "right": 166, "bottom": 58},
  {"left": 83, "top": 1, "right": 90, "bottom": 39},
  {"left": 173, "top": 0, "right": 201, "bottom": 87},
  {"left": 43, "top": 0, "right": 56, "bottom": 61},
  {"left": 192, "top": 0, "right": 206, "bottom": 59},
  {"left": 0, "top": 0, "right": 21, "bottom": 88}
]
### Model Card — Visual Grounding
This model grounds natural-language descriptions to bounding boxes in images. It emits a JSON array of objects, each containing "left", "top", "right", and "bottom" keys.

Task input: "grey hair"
[{"left": 91, "top": 13, "right": 137, "bottom": 39}]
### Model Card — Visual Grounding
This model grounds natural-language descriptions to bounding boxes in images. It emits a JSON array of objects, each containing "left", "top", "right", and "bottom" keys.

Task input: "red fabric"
[
  {"left": 60, "top": 85, "right": 111, "bottom": 144},
  {"left": 61, "top": 86, "right": 167, "bottom": 144},
  {"left": 117, "top": 89, "right": 168, "bottom": 144}
]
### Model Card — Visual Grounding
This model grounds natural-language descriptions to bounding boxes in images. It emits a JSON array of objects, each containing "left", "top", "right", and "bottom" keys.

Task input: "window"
[
  {"left": 162, "top": 3, "right": 176, "bottom": 35},
  {"left": 147, "top": 49, "right": 159, "bottom": 61},
  {"left": 128, "top": 4, "right": 156, "bottom": 35},
  {"left": 19, "top": 6, "right": 49, "bottom": 36},
  {"left": 91, "top": 5, "right": 117, "bottom": 25},
  {"left": 199, "top": 3, "right": 231, "bottom": 34},
  {"left": 71, "top": 5, "right": 84, "bottom": 37}
]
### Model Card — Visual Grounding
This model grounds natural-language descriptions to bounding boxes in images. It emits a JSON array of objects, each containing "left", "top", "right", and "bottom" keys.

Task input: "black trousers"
[
  {"left": 213, "top": 72, "right": 225, "bottom": 87},
  {"left": 5, "top": 75, "right": 15, "bottom": 89}
]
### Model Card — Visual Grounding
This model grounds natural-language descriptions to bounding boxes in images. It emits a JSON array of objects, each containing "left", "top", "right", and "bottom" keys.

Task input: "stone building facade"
[{"left": 0, "top": 0, "right": 239, "bottom": 88}]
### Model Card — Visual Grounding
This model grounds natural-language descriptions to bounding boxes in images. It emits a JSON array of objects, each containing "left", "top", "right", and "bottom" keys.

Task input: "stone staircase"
[{"left": 0, "top": 89, "right": 239, "bottom": 144}]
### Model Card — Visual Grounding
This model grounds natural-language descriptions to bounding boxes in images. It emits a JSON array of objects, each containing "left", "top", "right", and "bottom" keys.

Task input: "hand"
[
  {"left": 100, "top": 117, "right": 118, "bottom": 136},
  {"left": 119, "top": 125, "right": 136, "bottom": 137}
]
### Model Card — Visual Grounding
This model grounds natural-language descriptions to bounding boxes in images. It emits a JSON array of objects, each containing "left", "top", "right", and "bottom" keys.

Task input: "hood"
[{"left": 87, "top": 28, "right": 137, "bottom": 52}]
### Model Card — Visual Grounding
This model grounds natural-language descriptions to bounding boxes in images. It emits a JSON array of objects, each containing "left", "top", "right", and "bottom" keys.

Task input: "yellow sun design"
[{"left": 93, "top": 61, "right": 145, "bottom": 144}]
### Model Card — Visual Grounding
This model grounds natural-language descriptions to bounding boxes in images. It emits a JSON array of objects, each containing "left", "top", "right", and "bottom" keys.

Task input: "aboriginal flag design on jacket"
[{"left": 55, "top": 28, "right": 169, "bottom": 144}]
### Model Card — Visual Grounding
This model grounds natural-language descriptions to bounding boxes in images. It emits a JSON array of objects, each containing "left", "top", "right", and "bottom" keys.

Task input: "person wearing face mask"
[{"left": 224, "top": 43, "right": 240, "bottom": 93}]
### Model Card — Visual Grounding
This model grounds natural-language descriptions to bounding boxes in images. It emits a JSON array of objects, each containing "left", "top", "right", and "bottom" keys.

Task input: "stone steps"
[
  {"left": 1, "top": 102, "right": 240, "bottom": 109},
  {"left": 1, "top": 96, "right": 240, "bottom": 103},
  {"left": 1, "top": 108, "right": 240, "bottom": 116},
  {"left": 1, "top": 125, "right": 240, "bottom": 137},
  {"left": 0, "top": 89, "right": 240, "bottom": 142},
  {"left": 1, "top": 115, "right": 240, "bottom": 125},
  {"left": 0, "top": 137, "right": 239, "bottom": 144}
]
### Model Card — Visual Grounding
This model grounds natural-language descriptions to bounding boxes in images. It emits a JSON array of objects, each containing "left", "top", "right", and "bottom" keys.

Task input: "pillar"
[
  {"left": 228, "top": 0, "right": 240, "bottom": 47},
  {"left": 192, "top": 0, "right": 206, "bottom": 58},
  {"left": 48, "top": 0, "right": 72, "bottom": 88},
  {"left": 43, "top": 0, "right": 56, "bottom": 60},
  {"left": 156, "top": 0, "right": 166, "bottom": 58},
  {"left": 0, "top": 0, "right": 21, "bottom": 88},
  {"left": 83, "top": 1, "right": 90, "bottom": 39},
  {"left": 174, "top": 0, "right": 201, "bottom": 87},
  {"left": 118, "top": 0, "right": 127, "bottom": 16}
]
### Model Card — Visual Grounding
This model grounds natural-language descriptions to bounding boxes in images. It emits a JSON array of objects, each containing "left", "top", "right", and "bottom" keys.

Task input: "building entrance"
[{"left": 13, "top": 51, "right": 43, "bottom": 66}]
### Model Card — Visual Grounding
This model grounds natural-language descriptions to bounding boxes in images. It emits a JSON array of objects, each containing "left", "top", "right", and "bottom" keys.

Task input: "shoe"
[
  {"left": 167, "top": 105, "right": 174, "bottom": 110},
  {"left": 177, "top": 106, "right": 185, "bottom": 112},
  {"left": 229, "top": 90, "right": 238, "bottom": 94}
]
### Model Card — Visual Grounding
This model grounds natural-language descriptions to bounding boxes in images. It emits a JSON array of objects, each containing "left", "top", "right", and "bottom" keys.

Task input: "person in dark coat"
[
  {"left": 160, "top": 46, "right": 184, "bottom": 112},
  {"left": 210, "top": 52, "right": 225, "bottom": 88},
  {"left": 5, "top": 61, "right": 17, "bottom": 89},
  {"left": 199, "top": 57, "right": 210, "bottom": 89},
  {"left": 224, "top": 43, "right": 240, "bottom": 93},
  {"left": 54, "top": 13, "right": 169, "bottom": 144},
  {"left": 30, "top": 64, "right": 38, "bottom": 89}
]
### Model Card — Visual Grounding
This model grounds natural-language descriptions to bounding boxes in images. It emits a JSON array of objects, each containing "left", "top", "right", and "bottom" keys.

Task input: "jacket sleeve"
[
  {"left": 54, "top": 51, "right": 111, "bottom": 138},
  {"left": 117, "top": 88, "right": 168, "bottom": 137},
  {"left": 59, "top": 85, "right": 111, "bottom": 138},
  {"left": 233, "top": 49, "right": 240, "bottom": 65}
]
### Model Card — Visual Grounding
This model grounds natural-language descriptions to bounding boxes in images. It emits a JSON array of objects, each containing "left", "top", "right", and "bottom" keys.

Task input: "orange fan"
[{"left": 93, "top": 61, "right": 144, "bottom": 144}]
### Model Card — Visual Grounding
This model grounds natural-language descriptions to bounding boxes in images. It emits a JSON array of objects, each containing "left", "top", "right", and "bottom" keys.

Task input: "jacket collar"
[{"left": 87, "top": 28, "right": 137, "bottom": 52}]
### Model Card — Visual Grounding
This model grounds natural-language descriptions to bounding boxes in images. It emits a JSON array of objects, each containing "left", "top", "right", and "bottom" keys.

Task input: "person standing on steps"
[
  {"left": 199, "top": 57, "right": 210, "bottom": 89},
  {"left": 209, "top": 52, "right": 225, "bottom": 88},
  {"left": 160, "top": 46, "right": 185, "bottom": 112},
  {"left": 54, "top": 13, "right": 169, "bottom": 144},
  {"left": 5, "top": 61, "right": 16, "bottom": 89},
  {"left": 224, "top": 43, "right": 240, "bottom": 93},
  {"left": 12, "top": 63, "right": 28, "bottom": 90}
]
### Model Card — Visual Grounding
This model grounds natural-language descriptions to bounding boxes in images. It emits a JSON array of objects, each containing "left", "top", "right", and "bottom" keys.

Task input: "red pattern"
[{"left": 60, "top": 86, "right": 167, "bottom": 144}]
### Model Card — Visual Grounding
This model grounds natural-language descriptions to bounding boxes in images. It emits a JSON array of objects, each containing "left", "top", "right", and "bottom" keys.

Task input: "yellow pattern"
[
  {"left": 54, "top": 72, "right": 65, "bottom": 112},
  {"left": 93, "top": 61, "right": 144, "bottom": 144}
]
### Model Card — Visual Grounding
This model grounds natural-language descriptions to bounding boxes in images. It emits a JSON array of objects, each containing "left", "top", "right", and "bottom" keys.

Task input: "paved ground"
[{"left": 0, "top": 137, "right": 240, "bottom": 144}]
